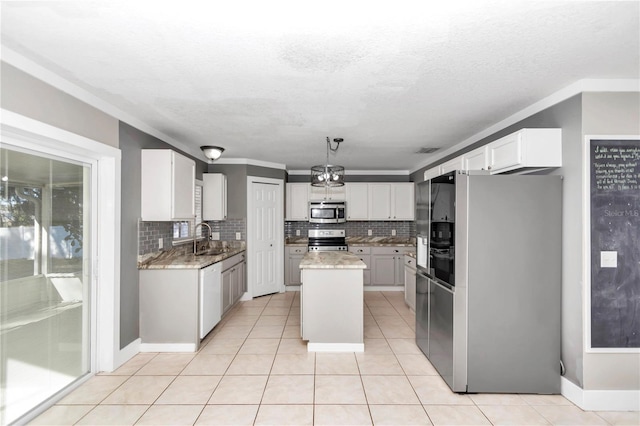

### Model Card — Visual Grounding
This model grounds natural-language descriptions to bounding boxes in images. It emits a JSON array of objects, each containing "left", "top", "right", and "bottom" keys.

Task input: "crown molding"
[
  {"left": 409, "top": 78, "right": 640, "bottom": 174},
  {"left": 1, "top": 45, "right": 209, "bottom": 161},
  {"left": 213, "top": 158, "right": 287, "bottom": 170}
]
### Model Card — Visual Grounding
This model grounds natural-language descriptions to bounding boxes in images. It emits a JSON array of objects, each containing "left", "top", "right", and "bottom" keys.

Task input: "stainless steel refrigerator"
[{"left": 416, "top": 171, "right": 562, "bottom": 394}]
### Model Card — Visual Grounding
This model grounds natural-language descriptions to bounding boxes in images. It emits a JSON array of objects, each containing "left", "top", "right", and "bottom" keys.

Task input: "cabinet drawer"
[
  {"left": 371, "top": 246, "right": 409, "bottom": 256},
  {"left": 349, "top": 246, "right": 371, "bottom": 255},
  {"left": 404, "top": 255, "right": 417, "bottom": 269},
  {"left": 221, "top": 252, "right": 246, "bottom": 271},
  {"left": 288, "top": 247, "right": 307, "bottom": 254}
]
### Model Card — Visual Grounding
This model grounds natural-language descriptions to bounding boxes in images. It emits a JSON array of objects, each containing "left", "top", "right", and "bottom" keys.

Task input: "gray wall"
[
  {"left": 208, "top": 164, "right": 286, "bottom": 219},
  {"left": 581, "top": 92, "right": 640, "bottom": 391},
  {"left": 119, "top": 122, "right": 208, "bottom": 348},
  {"left": 0, "top": 62, "right": 119, "bottom": 147}
]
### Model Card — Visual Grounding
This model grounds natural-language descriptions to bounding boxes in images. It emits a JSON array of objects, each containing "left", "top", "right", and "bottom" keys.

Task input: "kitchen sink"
[{"left": 194, "top": 249, "right": 228, "bottom": 256}]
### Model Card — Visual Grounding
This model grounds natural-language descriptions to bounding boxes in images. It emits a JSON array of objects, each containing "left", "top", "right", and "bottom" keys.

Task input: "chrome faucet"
[{"left": 193, "top": 222, "right": 213, "bottom": 254}]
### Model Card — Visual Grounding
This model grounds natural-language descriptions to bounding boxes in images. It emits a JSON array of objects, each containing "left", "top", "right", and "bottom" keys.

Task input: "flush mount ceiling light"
[
  {"left": 311, "top": 137, "right": 345, "bottom": 187},
  {"left": 200, "top": 146, "right": 225, "bottom": 162}
]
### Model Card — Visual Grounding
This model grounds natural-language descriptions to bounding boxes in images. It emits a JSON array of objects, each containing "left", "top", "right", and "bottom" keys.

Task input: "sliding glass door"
[{"left": 0, "top": 146, "right": 92, "bottom": 424}]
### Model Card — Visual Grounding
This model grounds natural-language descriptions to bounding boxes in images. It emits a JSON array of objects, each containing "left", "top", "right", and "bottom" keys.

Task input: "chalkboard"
[{"left": 590, "top": 139, "right": 640, "bottom": 348}]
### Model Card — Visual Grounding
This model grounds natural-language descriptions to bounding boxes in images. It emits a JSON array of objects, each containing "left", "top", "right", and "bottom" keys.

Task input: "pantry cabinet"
[
  {"left": 141, "top": 149, "right": 195, "bottom": 221},
  {"left": 203, "top": 173, "right": 227, "bottom": 220},
  {"left": 285, "top": 183, "right": 310, "bottom": 221}
]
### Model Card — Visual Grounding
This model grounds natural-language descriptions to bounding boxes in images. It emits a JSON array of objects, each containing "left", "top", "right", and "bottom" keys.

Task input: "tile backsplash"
[
  {"left": 284, "top": 221, "right": 414, "bottom": 239},
  {"left": 139, "top": 219, "right": 414, "bottom": 255},
  {"left": 138, "top": 218, "right": 247, "bottom": 255}
]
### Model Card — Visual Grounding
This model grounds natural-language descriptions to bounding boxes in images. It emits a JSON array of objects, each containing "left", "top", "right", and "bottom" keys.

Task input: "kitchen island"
[{"left": 299, "top": 251, "right": 366, "bottom": 352}]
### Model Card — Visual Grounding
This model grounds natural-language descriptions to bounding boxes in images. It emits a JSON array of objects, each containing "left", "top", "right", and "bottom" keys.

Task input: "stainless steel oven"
[{"left": 309, "top": 201, "right": 346, "bottom": 224}]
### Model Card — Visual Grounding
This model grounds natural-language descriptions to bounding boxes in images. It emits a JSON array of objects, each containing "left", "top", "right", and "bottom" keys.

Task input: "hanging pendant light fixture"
[{"left": 311, "top": 137, "right": 345, "bottom": 187}]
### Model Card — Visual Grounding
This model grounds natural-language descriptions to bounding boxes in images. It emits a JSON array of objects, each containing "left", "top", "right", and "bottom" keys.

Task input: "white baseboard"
[
  {"left": 285, "top": 285, "right": 300, "bottom": 292},
  {"left": 307, "top": 342, "right": 364, "bottom": 352},
  {"left": 139, "top": 343, "right": 197, "bottom": 353},
  {"left": 239, "top": 291, "right": 252, "bottom": 301},
  {"left": 561, "top": 377, "right": 640, "bottom": 411},
  {"left": 107, "top": 338, "right": 140, "bottom": 373}
]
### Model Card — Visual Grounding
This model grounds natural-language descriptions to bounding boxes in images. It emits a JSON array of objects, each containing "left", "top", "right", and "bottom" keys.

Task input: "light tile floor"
[{"left": 30, "top": 291, "right": 640, "bottom": 425}]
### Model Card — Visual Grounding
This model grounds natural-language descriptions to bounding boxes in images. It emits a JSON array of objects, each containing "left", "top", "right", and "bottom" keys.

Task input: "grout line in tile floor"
[{"left": 28, "top": 291, "right": 640, "bottom": 425}]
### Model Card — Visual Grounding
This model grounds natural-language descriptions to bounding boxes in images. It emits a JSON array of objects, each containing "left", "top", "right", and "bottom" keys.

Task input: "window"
[{"left": 172, "top": 180, "right": 203, "bottom": 242}]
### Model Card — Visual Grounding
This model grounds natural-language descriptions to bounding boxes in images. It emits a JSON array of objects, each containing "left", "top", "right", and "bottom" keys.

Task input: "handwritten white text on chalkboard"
[{"left": 593, "top": 145, "right": 639, "bottom": 191}]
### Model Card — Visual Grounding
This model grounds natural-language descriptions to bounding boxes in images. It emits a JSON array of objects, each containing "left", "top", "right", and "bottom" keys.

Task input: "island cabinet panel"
[{"left": 301, "top": 269, "right": 364, "bottom": 347}]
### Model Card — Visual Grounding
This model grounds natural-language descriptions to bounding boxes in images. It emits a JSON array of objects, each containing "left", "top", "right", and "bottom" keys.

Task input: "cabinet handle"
[
  {"left": 394, "top": 249, "right": 399, "bottom": 253},
  {"left": 488, "top": 166, "right": 492, "bottom": 170},
  {"left": 408, "top": 260, "right": 412, "bottom": 264}
]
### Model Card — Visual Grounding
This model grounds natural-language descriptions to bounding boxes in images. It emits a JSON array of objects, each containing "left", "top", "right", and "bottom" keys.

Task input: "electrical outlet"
[
  {"left": 368, "top": 229, "right": 372, "bottom": 236},
  {"left": 158, "top": 238, "right": 163, "bottom": 250},
  {"left": 236, "top": 232, "right": 242, "bottom": 240},
  {"left": 391, "top": 229, "right": 396, "bottom": 236},
  {"left": 211, "top": 232, "right": 220, "bottom": 240},
  {"left": 296, "top": 229, "right": 300, "bottom": 236}
]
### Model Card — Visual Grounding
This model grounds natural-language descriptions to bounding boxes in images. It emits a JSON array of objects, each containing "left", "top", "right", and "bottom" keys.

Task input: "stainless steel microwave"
[{"left": 309, "top": 201, "right": 346, "bottom": 224}]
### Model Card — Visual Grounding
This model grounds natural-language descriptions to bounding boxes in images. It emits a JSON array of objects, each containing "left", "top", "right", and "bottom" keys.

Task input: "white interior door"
[{"left": 247, "top": 177, "right": 283, "bottom": 298}]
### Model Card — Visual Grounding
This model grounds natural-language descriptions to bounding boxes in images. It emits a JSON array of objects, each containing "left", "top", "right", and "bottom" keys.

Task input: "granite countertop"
[
  {"left": 347, "top": 236, "right": 415, "bottom": 247},
  {"left": 285, "top": 236, "right": 416, "bottom": 247},
  {"left": 138, "top": 241, "right": 246, "bottom": 270},
  {"left": 284, "top": 237, "right": 308, "bottom": 246},
  {"left": 299, "top": 251, "right": 366, "bottom": 269},
  {"left": 405, "top": 251, "right": 417, "bottom": 259}
]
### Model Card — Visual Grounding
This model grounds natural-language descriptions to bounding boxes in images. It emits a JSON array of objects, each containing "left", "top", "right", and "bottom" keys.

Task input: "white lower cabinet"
[
  {"left": 221, "top": 252, "right": 246, "bottom": 314},
  {"left": 285, "top": 246, "right": 308, "bottom": 286},
  {"left": 352, "top": 246, "right": 412, "bottom": 286},
  {"left": 140, "top": 252, "right": 246, "bottom": 351},
  {"left": 403, "top": 255, "right": 416, "bottom": 311}
]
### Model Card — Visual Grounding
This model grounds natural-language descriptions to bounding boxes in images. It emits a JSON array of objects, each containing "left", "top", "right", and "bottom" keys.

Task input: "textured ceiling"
[{"left": 1, "top": 1, "right": 639, "bottom": 172}]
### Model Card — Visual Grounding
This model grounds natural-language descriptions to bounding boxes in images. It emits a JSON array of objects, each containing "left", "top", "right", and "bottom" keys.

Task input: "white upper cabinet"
[
  {"left": 345, "top": 183, "right": 368, "bottom": 220},
  {"left": 285, "top": 183, "right": 310, "bottom": 221},
  {"left": 487, "top": 128, "right": 562, "bottom": 174},
  {"left": 141, "top": 149, "right": 195, "bottom": 221},
  {"left": 203, "top": 173, "right": 227, "bottom": 220},
  {"left": 462, "top": 146, "right": 488, "bottom": 171},
  {"left": 424, "top": 167, "right": 441, "bottom": 181},
  {"left": 368, "top": 183, "right": 392, "bottom": 220},
  {"left": 439, "top": 157, "right": 464, "bottom": 175},
  {"left": 392, "top": 183, "right": 415, "bottom": 220},
  {"left": 309, "top": 184, "right": 346, "bottom": 201},
  {"left": 368, "top": 183, "right": 415, "bottom": 221}
]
